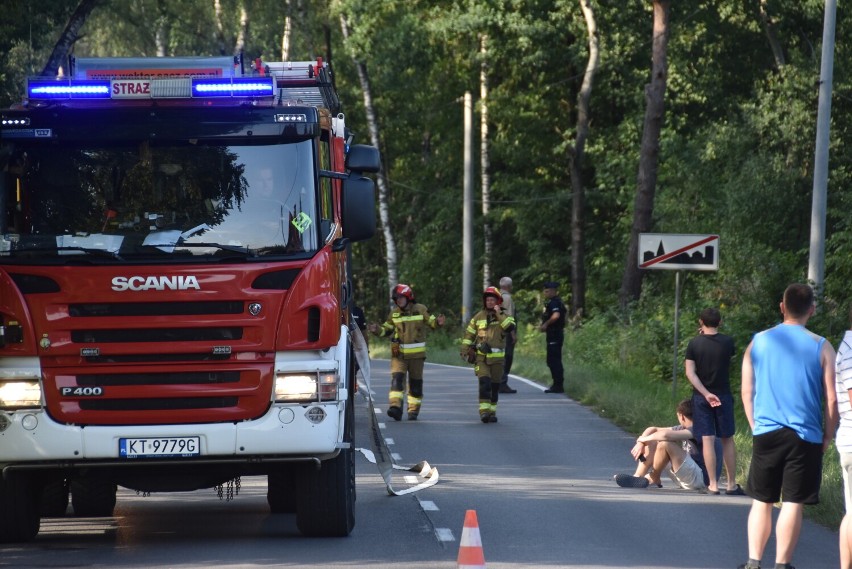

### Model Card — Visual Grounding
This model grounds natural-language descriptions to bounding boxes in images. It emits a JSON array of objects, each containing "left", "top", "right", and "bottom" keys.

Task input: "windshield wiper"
[
  {"left": 168, "top": 242, "right": 257, "bottom": 257},
  {"left": 10, "top": 246, "right": 124, "bottom": 261}
]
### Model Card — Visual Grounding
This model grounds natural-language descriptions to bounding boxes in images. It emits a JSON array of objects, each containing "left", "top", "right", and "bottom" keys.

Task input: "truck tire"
[
  {"left": 40, "top": 479, "right": 70, "bottom": 517},
  {"left": 267, "top": 466, "right": 296, "bottom": 513},
  {"left": 71, "top": 479, "right": 117, "bottom": 517},
  {"left": 0, "top": 472, "right": 40, "bottom": 543},
  {"left": 295, "top": 446, "right": 355, "bottom": 537}
]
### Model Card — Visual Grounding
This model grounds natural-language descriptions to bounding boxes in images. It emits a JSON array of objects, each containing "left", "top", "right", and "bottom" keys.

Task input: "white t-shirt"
[{"left": 836, "top": 330, "right": 852, "bottom": 453}]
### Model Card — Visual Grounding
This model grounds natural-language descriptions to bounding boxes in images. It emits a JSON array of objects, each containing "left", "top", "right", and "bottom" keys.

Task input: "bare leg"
[
  {"left": 648, "top": 440, "right": 687, "bottom": 485},
  {"left": 746, "top": 500, "right": 774, "bottom": 562},
  {"left": 721, "top": 436, "right": 738, "bottom": 491},
  {"left": 702, "top": 435, "right": 718, "bottom": 492},
  {"left": 841, "top": 514, "right": 852, "bottom": 569},
  {"left": 633, "top": 440, "right": 658, "bottom": 477},
  {"left": 774, "top": 501, "right": 803, "bottom": 565}
]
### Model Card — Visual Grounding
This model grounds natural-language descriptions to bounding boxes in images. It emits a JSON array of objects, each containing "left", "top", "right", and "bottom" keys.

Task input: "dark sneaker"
[
  {"left": 614, "top": 473, "right": 650, "bottom": 488},
  {"left": 736, "top": 564, "right": 761, "bottom": 569},
  {"left": 498, "top": 385, "right": 517, "bottom": 394},
  {"left": 480, "top": 412, "right": 491, "bottom": 423},
  {"left": 386, "top": 406, "right": 402, "bottom": 421},
  {"left": 544, "top": 387, "right": 564, "bottom": 393}
]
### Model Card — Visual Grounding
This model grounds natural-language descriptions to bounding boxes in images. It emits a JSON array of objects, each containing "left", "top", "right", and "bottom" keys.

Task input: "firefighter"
[
  {"left": 368, "top": 283, "right": 445, "bottom": 421},
  {"left": 460, "top": 286, "right": 516, "bottom": 423}
]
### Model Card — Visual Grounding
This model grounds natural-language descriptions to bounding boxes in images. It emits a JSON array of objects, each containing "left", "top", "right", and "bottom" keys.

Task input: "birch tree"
[
  {"left": 480, "top": 34, "right": 493, "bottom": 288},
  {"left": 339, "top": 14, "right": 399, "bottom": 297},
  {"left": 568, "top": 0, "right": 599, "bottom": 318}
]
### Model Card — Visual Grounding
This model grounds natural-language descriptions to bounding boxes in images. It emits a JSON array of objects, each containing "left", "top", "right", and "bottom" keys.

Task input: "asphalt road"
[{"left": 1, "top": 358, "right": 842, "bottom": 568}]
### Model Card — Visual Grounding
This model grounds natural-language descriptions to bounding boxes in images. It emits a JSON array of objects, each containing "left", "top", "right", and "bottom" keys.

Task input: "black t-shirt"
[
  {"left": 542, "top": 296, "right": 566, "bottom": 334},
  {"left": 684, "top": 333, "right": 735, "bottom": 395}
]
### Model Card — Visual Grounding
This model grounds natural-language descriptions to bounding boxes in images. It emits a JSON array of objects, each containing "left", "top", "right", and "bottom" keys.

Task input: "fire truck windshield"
[{"left": 0, "top": 139, "right": 319, "bottom": 262}]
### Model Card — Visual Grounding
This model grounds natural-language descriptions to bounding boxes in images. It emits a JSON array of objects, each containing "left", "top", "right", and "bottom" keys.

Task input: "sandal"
[{"left": 725, "top": 484, "right": 746, "bottom": 496}]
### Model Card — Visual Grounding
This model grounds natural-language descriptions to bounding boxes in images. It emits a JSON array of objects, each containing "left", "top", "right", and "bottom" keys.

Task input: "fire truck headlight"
[
  {"left": 0, "top": 381, "right": 42, "bottom": 409},
  {"left": 274, "top": 372, "right": 338, "bottom": 403},
  {"left": 274, "top": 374, "right": 317, "bottom": 403}
]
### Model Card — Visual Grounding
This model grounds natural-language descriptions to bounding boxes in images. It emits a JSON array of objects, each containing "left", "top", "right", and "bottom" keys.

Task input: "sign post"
[{"left": 639, "top": 234, "right": 720, "bottom": 397}]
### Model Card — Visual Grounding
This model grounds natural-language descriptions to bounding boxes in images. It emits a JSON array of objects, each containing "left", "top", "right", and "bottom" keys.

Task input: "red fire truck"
[{"left": 0, "top": 55, "right": 379, "bottom": 541}]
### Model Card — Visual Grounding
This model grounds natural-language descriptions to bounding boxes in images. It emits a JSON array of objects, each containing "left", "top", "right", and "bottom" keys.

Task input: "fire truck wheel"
[
  {"left": 0, "top": 472, "right": 40, "bottom": 543},
  {"left": 40, "top": 478, "right": 70, "bottom": 517},
  {"left": 267, "top": 466, "right": 296, "bottom": 513},
  {"left": 295, "top": 447, "right": 356, "bottom": 537},
  {"left": 71, "top": 479, "right": 117, "bottom": 517}
]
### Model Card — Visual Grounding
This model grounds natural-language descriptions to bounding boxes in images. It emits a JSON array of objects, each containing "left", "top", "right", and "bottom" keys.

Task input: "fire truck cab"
[{"left": 0, "top": 55, "right": 379, "bottom": 541}]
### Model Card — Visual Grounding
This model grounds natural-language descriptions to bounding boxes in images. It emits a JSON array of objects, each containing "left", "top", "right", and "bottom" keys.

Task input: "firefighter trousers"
[
  {"left": 474, "top": 358, "right": 504, "bottom": 418},
  {"left": 389, "top": 356, "right": 425, "bottom": 415}
]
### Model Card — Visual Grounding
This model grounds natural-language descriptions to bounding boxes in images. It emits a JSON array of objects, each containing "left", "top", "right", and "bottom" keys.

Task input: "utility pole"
[
  {"left": 462, "top": 92, "right": 474, "bottom": 327},
  {"left": 808, "top": 0, "right": 836, "bottom": 295}
]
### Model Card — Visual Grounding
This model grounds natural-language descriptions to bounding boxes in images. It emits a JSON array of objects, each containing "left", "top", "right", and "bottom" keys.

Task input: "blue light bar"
[
  {"left": 192, "top": 77, "right": 275, "bottom": 98},
  {"left": 28, "top": 80, "right": 111, "bottom": 99}
]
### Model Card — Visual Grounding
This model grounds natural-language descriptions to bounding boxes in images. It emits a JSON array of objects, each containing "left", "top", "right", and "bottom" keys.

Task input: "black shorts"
[
  {"left": 746, "top": 427, "right": 823, "bottom": 505},
  {"left": 691, "top": 392, "right": 736, "bottom": 439}
]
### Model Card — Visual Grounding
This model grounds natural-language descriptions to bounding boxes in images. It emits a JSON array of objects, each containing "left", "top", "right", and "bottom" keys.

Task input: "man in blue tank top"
[{"left": 738, "top": 283, "right": 838, "bottom": 569}]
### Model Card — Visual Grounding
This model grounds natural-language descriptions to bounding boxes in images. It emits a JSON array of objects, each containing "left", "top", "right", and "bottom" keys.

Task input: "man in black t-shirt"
[
  {"left": 684, "top": 307, "right": 743, "bottom": 495},
  {"left": 539, "top": 281, "right": 566, "bottom": 393}
]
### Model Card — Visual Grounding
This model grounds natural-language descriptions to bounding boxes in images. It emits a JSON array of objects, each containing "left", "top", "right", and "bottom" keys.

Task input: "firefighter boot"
[
  {"left": 387, "top": 372, "right": 406, "bottom": 421},
  {"left": 407, "top": 380, "right": 423, "bottom": 420},
  {"left": 488, "top": 403, "right": 498, "bottom": 423},
  {"left": 489, "top": 381, "right": 500, "bottom": 422},
  {"left": 478, "top": 377, "right": 492, "bottom": 423}
]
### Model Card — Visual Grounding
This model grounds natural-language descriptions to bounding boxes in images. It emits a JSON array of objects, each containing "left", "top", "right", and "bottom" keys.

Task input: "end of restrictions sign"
[{"left": 639, "top": 233, "right": 719, "bottom": 271}]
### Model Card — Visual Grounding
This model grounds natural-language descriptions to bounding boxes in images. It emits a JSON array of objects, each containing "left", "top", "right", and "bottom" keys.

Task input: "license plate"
[{"left": 119, "top": 437, "right": 201, "bottom": 459}]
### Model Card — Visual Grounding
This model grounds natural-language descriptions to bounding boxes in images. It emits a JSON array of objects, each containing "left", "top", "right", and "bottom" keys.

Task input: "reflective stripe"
[
  {"left": 489, "top": 403, "right": 497, "bottom": 412},
  {"left": 392, "top": 314, "right": 425, "bottom": 323},
  {"left": 479, "top": 402, "right": 491, "bottom": 411},
  {"left": 400, "top": 342, "right": 426, "bottom": 350},
  {"left": 408, "top": 396, "right": 422, "bottom": 405},
  {"left": 389, "top": 391, "right": 404, "bottom": 398}
]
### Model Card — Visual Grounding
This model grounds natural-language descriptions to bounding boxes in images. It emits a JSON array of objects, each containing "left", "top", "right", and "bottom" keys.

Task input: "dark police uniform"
[{"left": 541, "top": 282, "right": 567, "bottom": 392}]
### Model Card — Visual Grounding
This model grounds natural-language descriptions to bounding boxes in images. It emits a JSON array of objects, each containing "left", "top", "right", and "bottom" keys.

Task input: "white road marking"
[{"left": 435, "top": 528, "right": 455, "bottom": 542}]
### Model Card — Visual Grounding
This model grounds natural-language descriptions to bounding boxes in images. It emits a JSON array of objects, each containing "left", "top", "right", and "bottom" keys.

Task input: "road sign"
[{"left": 639, "top": 233, "right": 719, "bottom": 271}]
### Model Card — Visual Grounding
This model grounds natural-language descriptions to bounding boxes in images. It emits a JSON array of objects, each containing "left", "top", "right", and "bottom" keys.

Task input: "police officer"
[
  {"left": 461, "top": 286, "right": 516, "bottom": 423},
  {"left": 539, "top": 281, "right": 567, "bottom": 393},
  {"left": 368, "top": 284, "right": 445, "bottom": 421}
]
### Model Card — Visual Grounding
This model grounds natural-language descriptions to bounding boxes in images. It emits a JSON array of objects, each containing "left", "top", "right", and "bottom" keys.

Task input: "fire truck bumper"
[{"left": 0, "top": 401, "right": 345, "bottom": 465}]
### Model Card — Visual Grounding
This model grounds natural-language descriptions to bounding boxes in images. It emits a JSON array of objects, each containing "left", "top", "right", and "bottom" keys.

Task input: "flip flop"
[{"left": 725, "top": 484, "right": 746, "bottom": 496}]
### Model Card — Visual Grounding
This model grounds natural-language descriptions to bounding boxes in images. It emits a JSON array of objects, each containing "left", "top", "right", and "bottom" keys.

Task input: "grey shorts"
[{"left": 668, "top": 455, "right": 706, "bottom": 491}]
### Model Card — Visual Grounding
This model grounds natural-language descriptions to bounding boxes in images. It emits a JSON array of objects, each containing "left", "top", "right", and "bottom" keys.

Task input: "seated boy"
[{"left": 613, "top": 399, "right": 709, "bottom": 491}]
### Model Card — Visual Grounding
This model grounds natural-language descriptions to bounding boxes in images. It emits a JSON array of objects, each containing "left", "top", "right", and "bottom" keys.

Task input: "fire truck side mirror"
[
  {"left": 345, "top": 144, "right": 381, "bottom": 174},
  {"left": 342, "top": 176, "right": 376, "bottom": 242}
]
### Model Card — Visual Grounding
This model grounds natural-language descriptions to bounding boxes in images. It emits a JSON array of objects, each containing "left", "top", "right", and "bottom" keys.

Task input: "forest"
[{"left": 2, "top": 0, "right": 851, "bottom": 381}]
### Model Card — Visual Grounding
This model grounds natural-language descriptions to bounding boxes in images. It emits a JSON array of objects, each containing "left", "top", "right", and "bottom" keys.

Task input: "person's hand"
[
  {"left": 630, "top": 441, "right": 646, "bottom": 461},
  {"left": 436, "top": 314, "right": 446, "bottom": 327},
  {"left": 538, "top": 323, "right": 547, "bottom": 333},
  {"left": 511, "top": 330, "right": 517, "bottom": 342},
  {"left": 706, "top": 393, "right": 721, "bottom": 408}
]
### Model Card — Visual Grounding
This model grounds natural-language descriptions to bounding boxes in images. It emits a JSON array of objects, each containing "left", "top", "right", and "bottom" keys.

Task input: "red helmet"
[
  {"left": 483, "top": 286, "right": 503, "bottom": 305},
  {"left": 392, "top": 283, "right": 415, "bottom": 302}
]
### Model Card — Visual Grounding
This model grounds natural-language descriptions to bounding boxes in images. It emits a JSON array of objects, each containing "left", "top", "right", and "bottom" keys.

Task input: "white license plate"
[{"left": 119, "top": 437, "right": 201, "bottom": 459}]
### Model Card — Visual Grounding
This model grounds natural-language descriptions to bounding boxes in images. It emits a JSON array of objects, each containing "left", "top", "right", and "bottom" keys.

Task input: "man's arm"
[
  {"left": 684, "top": 359, "right": 721, "bottom": 407},
  {"left": 638, "top": 427, "right": 692, "bottom": 443},
  {"left": 820, "top": 340, "right": 838, "bottom": 452},
  {"left": 539, "top": 310, "right": 561, "bottom": 332},
  {"left": 741, "top": 341, "right": 755, "bottom": 430}
]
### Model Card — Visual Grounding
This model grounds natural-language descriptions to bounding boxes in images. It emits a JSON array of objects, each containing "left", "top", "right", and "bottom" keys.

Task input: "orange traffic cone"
[{"left": 457, "top": 509, "right": 486, "bottom": 568}]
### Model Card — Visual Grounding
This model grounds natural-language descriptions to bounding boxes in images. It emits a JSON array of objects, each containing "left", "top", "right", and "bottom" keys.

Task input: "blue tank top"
[{"left": 751, "top": 324, "right": 826, "bottom": 443}]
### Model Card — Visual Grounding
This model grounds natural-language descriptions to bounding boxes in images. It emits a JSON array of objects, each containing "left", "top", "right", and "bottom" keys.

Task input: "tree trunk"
[
  {"left": 40, "top": 0, "right": 100, "bottom": 77},
  {"left": 214, "top": 0, "right": 227, "bottom": 56},
  {"left": 480, "top": 34, "right": 492, "bottom": 288},
  {"left": 568, "top": 0, "right": 599, "bottom": 319},
  {"left": 619, "top": 0, "right": 670, "bottom": 309},
  {"left": 340, "top": 15, "right": 399, "bottom": 297},
  {"left": 234, "top": 1, "right": 248, "bottom": 57},
  {"left": 281, "top": 0, "right": 293, "bottom": 60},
  {"left": 758, "top": 0, "right": 785, "bottom": 69}
]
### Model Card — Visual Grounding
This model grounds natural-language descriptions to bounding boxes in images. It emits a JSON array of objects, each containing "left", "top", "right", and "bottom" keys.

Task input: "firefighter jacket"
[
  {"left": 461, "top": 308, "right": 516, "bottom": 363},
  {"left": 378, "top": 303, "right": 440, "bottom": 360}
]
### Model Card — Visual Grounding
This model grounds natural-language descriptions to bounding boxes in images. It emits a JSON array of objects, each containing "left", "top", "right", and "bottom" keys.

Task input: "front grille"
[
  {"left": 79, "top": 397, "right": 238, "bottom": 411},
  {"left": 77, "top": 372, "right": 240, "bottom": 386},
  {"left": 84, "top": 353, "right": 232, "bottom": 364},
  {"left": 71, "top": 327, "right": 243, "bottom": 343},
  {"left": 69, "top": 301, "right": 244, "bottom": 317}
]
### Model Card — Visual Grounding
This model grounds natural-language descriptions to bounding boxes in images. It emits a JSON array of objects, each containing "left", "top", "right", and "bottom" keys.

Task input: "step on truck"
[{"left": 0, "top": 54, "right": 379, "bottom": 541}]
